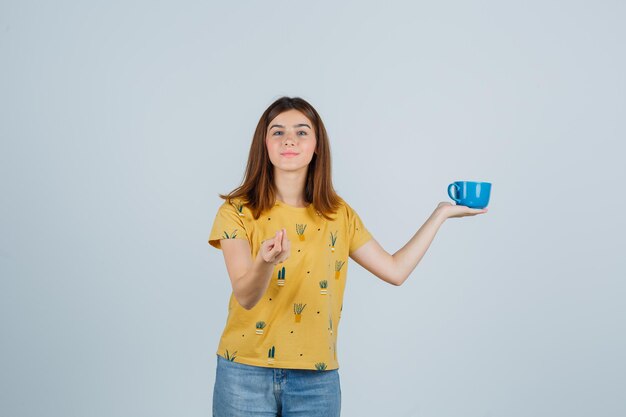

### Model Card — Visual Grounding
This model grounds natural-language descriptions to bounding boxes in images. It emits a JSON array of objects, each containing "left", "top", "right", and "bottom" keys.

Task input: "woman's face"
[{"left": 265, "top": 109, "right": 317, "bottom": 174}]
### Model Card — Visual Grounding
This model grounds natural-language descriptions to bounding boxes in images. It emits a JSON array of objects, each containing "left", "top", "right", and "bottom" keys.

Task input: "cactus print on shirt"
[{"left": 208, "top": 198, "right": 372, "bottom": 371}]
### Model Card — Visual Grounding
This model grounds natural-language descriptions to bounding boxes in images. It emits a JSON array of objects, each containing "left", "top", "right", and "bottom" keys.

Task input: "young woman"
[{"left": 208, "top": 96, "right": 487, "bottom": 416}]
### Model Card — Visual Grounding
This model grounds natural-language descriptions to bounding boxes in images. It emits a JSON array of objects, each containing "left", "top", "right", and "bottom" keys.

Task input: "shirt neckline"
[{"left": 274, "top": 199, "right": 312, "bottom": 211}]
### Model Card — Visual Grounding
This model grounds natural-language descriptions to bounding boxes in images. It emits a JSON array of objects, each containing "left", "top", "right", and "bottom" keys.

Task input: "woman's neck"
[{"left": 274, "top": 169, "right": 308, "bottom": 207}]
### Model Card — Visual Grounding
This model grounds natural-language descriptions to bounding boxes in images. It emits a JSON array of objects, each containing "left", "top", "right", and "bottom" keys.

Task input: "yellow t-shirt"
[{"left": 208, "top": 197, "right": 372, "bottom": 370}]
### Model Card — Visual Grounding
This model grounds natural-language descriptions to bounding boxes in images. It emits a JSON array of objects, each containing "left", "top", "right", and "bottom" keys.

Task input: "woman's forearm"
[
  {"left": 234, "top": 253, "right": 276, "bottom": 310},
  {"left": 392, "top": 208, "right": 447, "bottom": 285}
]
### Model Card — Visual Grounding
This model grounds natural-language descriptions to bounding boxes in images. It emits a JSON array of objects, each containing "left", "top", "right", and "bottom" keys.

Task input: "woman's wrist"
[{"left": 432, "top": 206, "right": 449, "bottom": 222}]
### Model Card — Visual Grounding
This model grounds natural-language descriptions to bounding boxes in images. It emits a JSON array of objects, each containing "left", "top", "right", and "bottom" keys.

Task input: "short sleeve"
[
  {"left": 346, "top": 202, "right": 373, "bottom": 255},
  {"left": 208, "top": 199, "right": 250, "bottom": 250}
]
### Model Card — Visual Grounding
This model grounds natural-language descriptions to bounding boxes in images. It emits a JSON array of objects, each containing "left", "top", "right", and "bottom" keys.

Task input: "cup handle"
[{"left": 447, "top": 183, "right": 461, "bottom": 203}]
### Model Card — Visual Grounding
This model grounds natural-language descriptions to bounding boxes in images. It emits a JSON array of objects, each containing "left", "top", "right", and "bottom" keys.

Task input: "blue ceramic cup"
[{"left": 447, "top": 181, "right": 492, "bottom": 209}]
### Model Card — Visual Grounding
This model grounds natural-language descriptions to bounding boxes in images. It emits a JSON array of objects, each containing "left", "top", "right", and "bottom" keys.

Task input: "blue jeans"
[{"left": 212, "top": 354, "right": 341, "bottom": 417}]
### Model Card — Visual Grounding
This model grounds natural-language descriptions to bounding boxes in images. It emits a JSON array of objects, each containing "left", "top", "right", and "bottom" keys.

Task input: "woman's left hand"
[{"left": 436, "top": 202, "right": 488, "bottom": 219}]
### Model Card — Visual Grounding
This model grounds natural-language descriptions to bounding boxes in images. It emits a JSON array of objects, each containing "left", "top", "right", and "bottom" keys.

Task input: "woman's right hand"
[{"left": 259, "top": 228, "right": 291, "bottom": 265}]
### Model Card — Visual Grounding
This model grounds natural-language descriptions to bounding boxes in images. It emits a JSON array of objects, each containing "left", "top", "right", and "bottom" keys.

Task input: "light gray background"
[{"left": 1, "top": 1, "right": 624, "bottom": 416}]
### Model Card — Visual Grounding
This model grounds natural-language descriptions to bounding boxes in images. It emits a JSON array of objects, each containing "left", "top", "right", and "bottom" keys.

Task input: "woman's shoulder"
[
  {"left": 335, "top": 196, "right": 355, "bottom": 213},
  {"left": 329, "top": 197, "right": 360, "bottom": 222},
  {"left": 221, "top": 196, "right": 248, "bottom": 208},
  {"left": 216, "top": 197, "right": 251, "bottom": 216}
]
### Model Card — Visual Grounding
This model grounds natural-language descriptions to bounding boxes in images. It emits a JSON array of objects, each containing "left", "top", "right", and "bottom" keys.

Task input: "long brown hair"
[{"left": 218, "top": 96, "right": 343, "bottom": 221}]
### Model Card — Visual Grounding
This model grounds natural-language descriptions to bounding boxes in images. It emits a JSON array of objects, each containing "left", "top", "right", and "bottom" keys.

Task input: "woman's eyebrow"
[{"left": 269, "top": 123, "right": 311, "bottom": 130}]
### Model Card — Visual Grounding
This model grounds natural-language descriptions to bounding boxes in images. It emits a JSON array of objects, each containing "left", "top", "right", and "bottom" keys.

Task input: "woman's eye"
[{"left": 272, "top": 131, "right": 307, "bottom": 136}]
